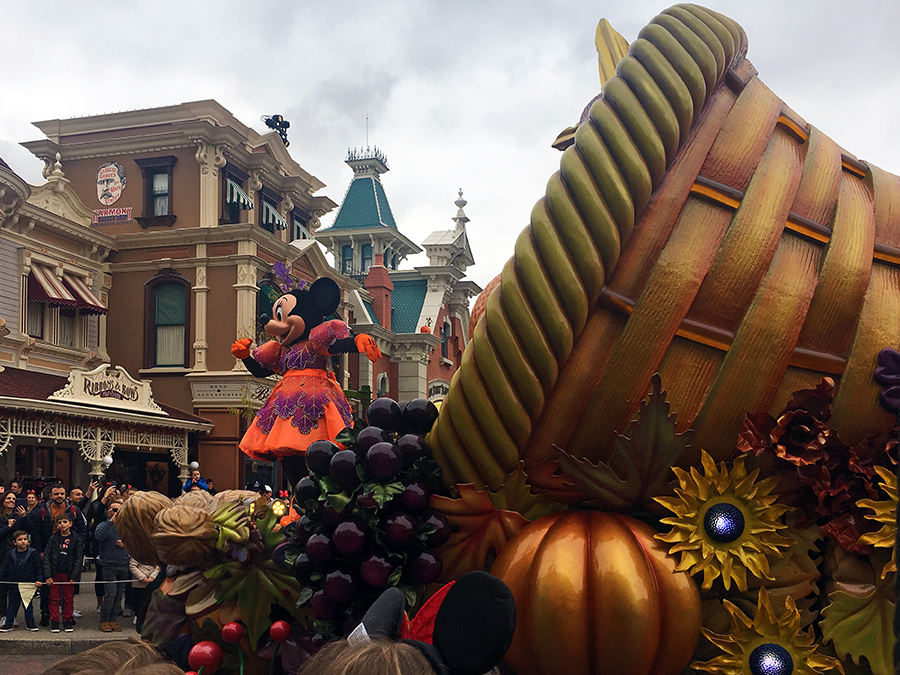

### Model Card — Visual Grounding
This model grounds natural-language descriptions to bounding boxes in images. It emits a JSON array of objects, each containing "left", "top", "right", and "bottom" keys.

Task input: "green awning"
[
  {"left": 226, "top": 178, "right": 253, "bottom": 210},
  {"left": 262, "top": 201, "right": 288, "bottom": 230}
]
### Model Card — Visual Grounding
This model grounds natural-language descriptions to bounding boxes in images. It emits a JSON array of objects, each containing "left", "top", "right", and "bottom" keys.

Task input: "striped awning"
[
  {"left": 63, "top": 274, "right": 108, "bottom": 315},
  {"left": 28, "top": 265, "right": 78, "bottom": 306},
  {"left": 226, "top": 178, "right": 253, "bottom": 210},
  {"left": 262, "top": 201, "right": 288, "bottom": 230}
]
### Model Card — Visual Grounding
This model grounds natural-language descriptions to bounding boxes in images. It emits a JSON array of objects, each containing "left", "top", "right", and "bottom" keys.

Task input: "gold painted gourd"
[
  {"left": 492, "top": 511, "right": 701, "bottom": 675},
  {"left": 429, "top": 3, "right": 900, "bottom": 491}
]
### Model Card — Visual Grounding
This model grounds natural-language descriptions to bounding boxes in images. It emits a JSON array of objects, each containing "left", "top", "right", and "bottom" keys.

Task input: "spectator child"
[
  {"left": 44, "top": 512, "right": 84, "bottom": 632},
  {"left": 128, "top": 557, "right": 158, "bottom": 630},
  {"left": 0, "top": 530, "right": 42, "bottom": 631}
]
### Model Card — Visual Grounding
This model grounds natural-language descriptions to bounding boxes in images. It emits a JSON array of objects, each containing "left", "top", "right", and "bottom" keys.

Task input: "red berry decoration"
[
  {"left": 188, "top": 641, "right": 224, "bottom": 673},
  {"left": 221, "top": 621, "right": 244, "bottom": 643},
  {"left": 270, "top": 620, "right": 292, "bottom": 643}
]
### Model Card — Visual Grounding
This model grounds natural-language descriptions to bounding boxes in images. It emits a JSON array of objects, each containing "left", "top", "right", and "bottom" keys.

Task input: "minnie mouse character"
[{"left": 231, "top": 276, "right": 381, "bottom": 484}]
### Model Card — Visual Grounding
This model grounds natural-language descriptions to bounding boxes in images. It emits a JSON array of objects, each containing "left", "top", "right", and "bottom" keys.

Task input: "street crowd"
[{"left": 0, "top": 469, "right": 233, "bottom": 635}]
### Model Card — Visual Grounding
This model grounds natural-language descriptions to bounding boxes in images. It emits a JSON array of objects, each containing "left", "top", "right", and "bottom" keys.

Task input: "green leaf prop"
[
  {"left": 821, "top": 583, "right": 895, "bottom": 675},
  {"left": 142, "top": 589, "right": 187, "bottom": 647},
  {"left": 555, "top": 374, "right": 692, "bottom": 511},
  {"left": 214, "top": 559, "right": 307, "bottom": 651}
]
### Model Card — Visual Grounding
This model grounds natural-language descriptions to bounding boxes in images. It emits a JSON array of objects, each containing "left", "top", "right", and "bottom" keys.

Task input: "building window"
[
  {"left": 259, "top": 187, "right": 287, "bottom": 234},
  {"left": 441, "top": 319, "right": 451, "bottom": 359},
  {"left": 135, "top": 156, "right": 177, "bottom": 228},
  {"left": 428, "top": 380, "right": 450, "bottom": 400},
  {"left": 292, "top": 218, "right": 312, "bottom": 241},
  {"left": 59, "top": 307, "right": 78, "bottom": 347},
  {"left": 361, "top": 244, "right": 373, "bottom": 272},
  {"left": 144, "top": 269, "right": 191, "bottom": 368},
  {"left": 151, "top": 173, "right": 169, "bottom": 215},
  {"left": 341, "top": 246, "right": 353, "bottom": 274},
  {"left": 222, "top": 166, "right": 251, "bottom": 225},
  {"left": 26, "top": 300, "right": 44, "bottom": 339},
  {"left": 376, "top": 373, "right": 389, "bottom": 399},
  {"left": 291, "top": 208, "right": 313, "bottom": 241}
]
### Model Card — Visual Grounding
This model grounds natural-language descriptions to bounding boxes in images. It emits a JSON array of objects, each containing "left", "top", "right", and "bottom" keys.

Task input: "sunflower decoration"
[
  {"left": 693, "top": 588, "right": 844, "bottom": 675},
  {"left": 856, "top": 465, "right": 898, "bottom": 579},
  {"left": 655, "top": 450, "right": 793, "bottom": 592}
]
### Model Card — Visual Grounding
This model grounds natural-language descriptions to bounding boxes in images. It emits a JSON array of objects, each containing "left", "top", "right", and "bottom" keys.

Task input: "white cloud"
[{"left": 3, "top": 0, "right": 899, "bottom": 289}]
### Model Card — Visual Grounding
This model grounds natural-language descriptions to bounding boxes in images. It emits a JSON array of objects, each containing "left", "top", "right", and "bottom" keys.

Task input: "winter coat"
[
  {"left": 0, "top": 545, "right": 42, "bottom": 583},
  {"left": 43, "top": 532, "right": 84, "bottom": 580},
  {"left": 129, "top": 559, "right": 159, "bottom": 588},
  {"left": 94, "top": 520, "right": 129, "bottom": 567},
  {"left": 24, "top": 502, "right": 86, "bottom": 554}
]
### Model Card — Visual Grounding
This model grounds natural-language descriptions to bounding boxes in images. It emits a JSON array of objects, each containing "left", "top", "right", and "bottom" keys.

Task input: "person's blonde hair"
[
  {"left": 41, "top": 639, "right": 182, "bottom": 675},
  {"left": 298, "top": 639, "right": 435, "bottom": 675}
]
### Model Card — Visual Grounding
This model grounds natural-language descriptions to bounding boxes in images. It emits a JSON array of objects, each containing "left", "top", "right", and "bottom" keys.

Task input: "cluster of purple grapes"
[{"left": 285, "top": 397, "right": 451, "bottom": 637}]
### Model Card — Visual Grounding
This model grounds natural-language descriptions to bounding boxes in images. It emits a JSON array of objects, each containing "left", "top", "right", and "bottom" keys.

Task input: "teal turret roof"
[
  {"left": 390, "top": 279, "right": 427, "bottom": 333},
  {"left": 330, "top": 176, "right": 397, "bottom": 230}
]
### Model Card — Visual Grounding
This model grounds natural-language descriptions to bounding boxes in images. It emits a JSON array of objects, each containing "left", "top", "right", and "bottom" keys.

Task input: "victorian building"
[
  {"left": 316, "top": 149, "right": 481, "bottom": 405},
  {"left": 20, "top": 100, "right": 348, "bottom": 492},
  {"left": 0, "top": 155, "right": 211, "bottom": 495}
]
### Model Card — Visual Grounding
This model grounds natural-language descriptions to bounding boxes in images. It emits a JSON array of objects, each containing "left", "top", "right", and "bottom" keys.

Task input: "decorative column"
[
  {"left": 193, "top": 244, "right": 209, "bottom": 371},
  {"left": 234, "top": 240, "right": 259, "bottom": 369},
  {"left": 97, "top": 273, "right": 112, "bottom": 362},
  {"left": 393, "top": 347, "right": 430, "bottom": 402},
  {"left": 358, "top": 352, "right": 374, "bottom": 394},
  {"left": 195, "top": 141, "right": 226, "bottom": 228}
]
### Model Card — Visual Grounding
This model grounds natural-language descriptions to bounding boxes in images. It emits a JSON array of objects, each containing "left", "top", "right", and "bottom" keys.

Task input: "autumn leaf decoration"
[
  {"left": 430, "top": 484, "right": 530, "bottom": 582},
  {"left": 555, "top": 374, "right": 693, "bottom": 511}
]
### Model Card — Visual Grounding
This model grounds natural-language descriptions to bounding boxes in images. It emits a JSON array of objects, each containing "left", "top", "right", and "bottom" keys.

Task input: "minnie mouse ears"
[{"left": 350, "top": 571, "right": 516, "bottom": 675}]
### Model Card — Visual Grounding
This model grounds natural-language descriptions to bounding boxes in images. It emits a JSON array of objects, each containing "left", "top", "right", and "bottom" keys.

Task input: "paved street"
[{"left": 2, "top": 568, "right": 130, "bottom": 674}]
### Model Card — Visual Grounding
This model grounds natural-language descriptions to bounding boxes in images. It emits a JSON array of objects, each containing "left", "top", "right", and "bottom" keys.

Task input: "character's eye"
[{"left": 276, "top": 305, "right": 283, "bottom": 321}]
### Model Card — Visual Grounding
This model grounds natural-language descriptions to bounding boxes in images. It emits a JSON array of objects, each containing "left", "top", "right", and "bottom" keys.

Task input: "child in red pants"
[{"left": 43, "top": 512, "right": 84, "bottom": 632}]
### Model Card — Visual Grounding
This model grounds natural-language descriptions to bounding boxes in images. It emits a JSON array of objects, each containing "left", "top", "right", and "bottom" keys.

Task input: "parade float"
[{"left": 117, "top": 3, "right": 900, "bottom": 674}]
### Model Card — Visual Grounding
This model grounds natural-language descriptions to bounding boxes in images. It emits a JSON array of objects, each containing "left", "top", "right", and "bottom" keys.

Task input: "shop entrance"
[{"left": 106, "top": 450, "right": 181, "bottom": 497}]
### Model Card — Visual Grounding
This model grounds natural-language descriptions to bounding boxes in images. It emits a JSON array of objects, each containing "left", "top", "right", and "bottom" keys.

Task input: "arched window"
[
  {"left": 361, "top": 244, "right": 373, "bottom": 272},
  {"left": 376, "top": 373, "right": 389, "bottom": 399},
  {"left": 144, "top": 269, "right": 191, "bottom": 368}
]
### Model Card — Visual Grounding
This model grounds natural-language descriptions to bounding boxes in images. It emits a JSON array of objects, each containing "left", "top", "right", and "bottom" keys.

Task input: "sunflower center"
[
  {"left": 703, "top": 503, "right": 745, "bottom": 543},
  {"left": 749, "top": 643, "right": 793, "bottom": 675}
]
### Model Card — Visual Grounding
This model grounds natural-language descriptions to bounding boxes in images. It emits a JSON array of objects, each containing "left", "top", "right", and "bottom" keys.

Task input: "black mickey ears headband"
[{"left": 349, "top": 571, "right": 516, "bottom": 675}]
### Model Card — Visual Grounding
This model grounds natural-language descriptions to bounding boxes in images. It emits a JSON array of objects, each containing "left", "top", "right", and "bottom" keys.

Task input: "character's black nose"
[{"left": 258, "top": 313, "right": 270, "bottom": 326}]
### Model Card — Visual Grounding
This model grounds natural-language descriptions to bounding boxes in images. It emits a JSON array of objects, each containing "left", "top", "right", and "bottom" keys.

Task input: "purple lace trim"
[{"left": 255, "top": 381, "right": 353, "bottom": 435}]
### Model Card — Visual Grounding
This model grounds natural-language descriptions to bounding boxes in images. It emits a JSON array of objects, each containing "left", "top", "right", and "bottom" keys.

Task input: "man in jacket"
[{"left": 95, "top": 500, "right": 129, "bottom": 632}]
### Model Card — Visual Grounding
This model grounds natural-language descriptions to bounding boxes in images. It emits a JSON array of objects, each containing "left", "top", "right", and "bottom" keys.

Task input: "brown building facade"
[{"left": 22, "top": 101, "right": 348, "bottom": 492}]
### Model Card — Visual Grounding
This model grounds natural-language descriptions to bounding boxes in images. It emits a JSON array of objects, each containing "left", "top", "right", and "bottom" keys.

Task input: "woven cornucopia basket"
[{"left": 429, "top": 3, "right": 900, "bottom": 490}]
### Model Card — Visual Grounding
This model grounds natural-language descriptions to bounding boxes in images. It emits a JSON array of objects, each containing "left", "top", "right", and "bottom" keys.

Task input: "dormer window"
[{"left": 135, "top": 156, "right": 177, "bottom": 228}]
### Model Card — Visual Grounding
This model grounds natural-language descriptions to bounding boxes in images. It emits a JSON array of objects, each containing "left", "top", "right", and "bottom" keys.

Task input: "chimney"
[{"left": 365, "top": 254, "right": 393, "bottom": 330}]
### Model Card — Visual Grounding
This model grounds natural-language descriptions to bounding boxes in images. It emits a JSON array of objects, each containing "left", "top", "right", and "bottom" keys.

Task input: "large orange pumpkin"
[{"left": 491, "top": 511, "right": 700, "bottom": 675}]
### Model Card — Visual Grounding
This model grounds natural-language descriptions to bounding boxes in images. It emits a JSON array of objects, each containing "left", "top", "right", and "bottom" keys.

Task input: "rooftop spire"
[
  {"left": 346, "top": 146, "right": 389, "bottom": 178},
  {"left": 453, "top": 189, "right": 469, "bottom": 230}
]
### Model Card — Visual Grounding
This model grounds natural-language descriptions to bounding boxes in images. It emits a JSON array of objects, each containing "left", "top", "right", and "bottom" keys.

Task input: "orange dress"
[{"left": 239, "top": 321, "right": 354, "bottom": 461}]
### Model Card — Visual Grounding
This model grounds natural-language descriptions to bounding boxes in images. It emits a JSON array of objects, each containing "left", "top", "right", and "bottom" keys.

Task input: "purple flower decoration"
[
  {"left": 874, "top": 348, "right": 900, "bottom": 414},
  {"left": 273, "top": 260, "right": 308, "bottom": 294}
]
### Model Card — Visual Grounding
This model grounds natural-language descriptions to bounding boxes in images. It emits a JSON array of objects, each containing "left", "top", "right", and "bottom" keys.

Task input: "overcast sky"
[{"left": 2, "top": 1, "right": 899, "bottom": 290}]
